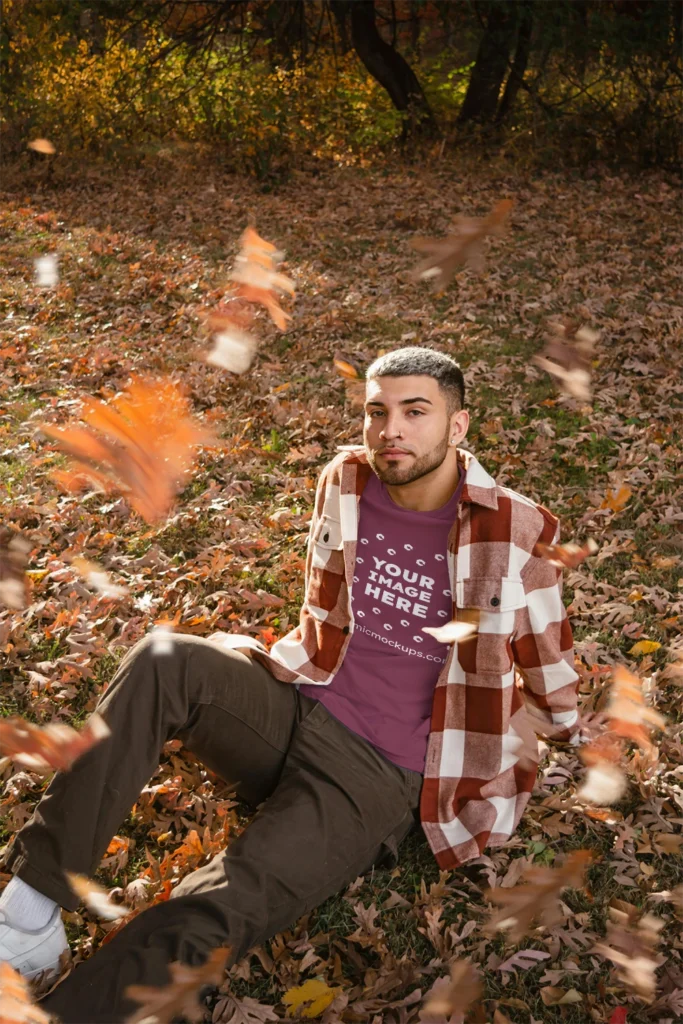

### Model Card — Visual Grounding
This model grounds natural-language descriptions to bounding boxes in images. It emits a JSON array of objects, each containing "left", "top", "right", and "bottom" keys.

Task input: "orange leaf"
[
  {"left": 600, "top": 485, "right": 632, "bottom": 513},
  {"left": 534, "top": 538, "right": 598, "bottom": 569},
  {"left": 0, "top": 962, "right": 52, "bottom": 1023},
  {"left": 40, "top": 377, "right": 212, "bottom": 523},
  {"left": 0, "top": 712, "right": 110, "bottom": 773}
]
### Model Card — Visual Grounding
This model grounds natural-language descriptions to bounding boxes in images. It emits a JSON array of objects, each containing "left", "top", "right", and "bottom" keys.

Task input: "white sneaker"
[{"left": 0, "top": 905, "right": 69, "bottom": 980}]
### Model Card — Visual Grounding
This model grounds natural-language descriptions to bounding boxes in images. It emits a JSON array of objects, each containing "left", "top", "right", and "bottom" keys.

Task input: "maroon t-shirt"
[{"left": 300, "top": 469, "right": 464, "bottom": 773}]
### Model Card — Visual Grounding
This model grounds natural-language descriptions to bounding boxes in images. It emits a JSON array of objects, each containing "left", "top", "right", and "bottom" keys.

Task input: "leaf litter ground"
[{"left": 0, "top": 160, "right": 682, "bottom": 1023}]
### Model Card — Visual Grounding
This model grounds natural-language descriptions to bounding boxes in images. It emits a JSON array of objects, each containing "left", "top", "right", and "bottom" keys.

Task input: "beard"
[{"left": 366, "top": 430, "right": 450, "bottom": 486}]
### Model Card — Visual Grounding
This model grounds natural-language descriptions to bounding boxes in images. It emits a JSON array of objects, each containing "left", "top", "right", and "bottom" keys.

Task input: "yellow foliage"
[
  {"left": 282, "top": 978, "right": 342, "bottom": 1018},
  {"left": 628, "top": 640, "right": 662, "bottom": 656}
]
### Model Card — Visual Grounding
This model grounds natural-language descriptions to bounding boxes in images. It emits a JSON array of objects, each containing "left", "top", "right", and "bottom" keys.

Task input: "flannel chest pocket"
[{"left": 455, "top": 576, "right": 526, "bottom": 676}]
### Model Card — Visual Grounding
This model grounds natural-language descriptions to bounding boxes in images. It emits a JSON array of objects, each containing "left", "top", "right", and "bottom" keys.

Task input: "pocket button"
[{"left": 490, "top": 596, "right": 500, "bottom": 607}]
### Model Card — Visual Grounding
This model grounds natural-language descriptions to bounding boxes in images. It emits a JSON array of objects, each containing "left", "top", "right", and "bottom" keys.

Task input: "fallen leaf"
[
  {"left": 628, "top": 640, "right": 661, "bottom": 656},
  {"left": 281, "top": 978, "right": 342, "bottom": 1019},
  {"left": 540, "top": 986, "right": 583, "bottom": 1006},
  {"left": 495, "top": 949, "right": 551, "bottom": 974},
  {"left": 600, "top": 485, "right": 632, "bottom": 513}
]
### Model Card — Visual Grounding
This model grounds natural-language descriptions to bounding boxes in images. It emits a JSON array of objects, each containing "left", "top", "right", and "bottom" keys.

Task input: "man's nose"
[{"left": 379, "top": 419, "right": 401, "bottom": 439}]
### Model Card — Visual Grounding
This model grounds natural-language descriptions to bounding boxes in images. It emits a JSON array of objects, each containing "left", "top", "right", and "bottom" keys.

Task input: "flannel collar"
[{"left": 335, "top": 445, "right": 499, "bottom": 511}]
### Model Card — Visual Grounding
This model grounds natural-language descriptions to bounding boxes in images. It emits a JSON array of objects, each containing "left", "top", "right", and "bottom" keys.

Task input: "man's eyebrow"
[{"left": 365, "top": 397, "right": 434, "bottom": 408}]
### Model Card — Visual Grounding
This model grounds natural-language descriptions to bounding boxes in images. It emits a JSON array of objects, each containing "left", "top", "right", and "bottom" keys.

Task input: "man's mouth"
[{"left": 379, "top": 448, "right": 412, "bottom": 458}]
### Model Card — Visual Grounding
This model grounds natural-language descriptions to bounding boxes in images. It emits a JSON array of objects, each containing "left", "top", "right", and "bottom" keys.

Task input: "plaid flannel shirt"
[{"left": 242, "top": 446, "right": 580, "bottom": 869}]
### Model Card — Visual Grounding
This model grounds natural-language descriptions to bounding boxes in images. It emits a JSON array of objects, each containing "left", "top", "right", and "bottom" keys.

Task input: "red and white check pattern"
[{"left": 249, "top": 446, "right": 580, "bottom": 869}]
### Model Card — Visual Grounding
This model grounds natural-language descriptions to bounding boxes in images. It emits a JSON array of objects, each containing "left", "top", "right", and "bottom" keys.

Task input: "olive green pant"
[{"left": 3, "top": 635, "right": 422, "bottom": 1023}]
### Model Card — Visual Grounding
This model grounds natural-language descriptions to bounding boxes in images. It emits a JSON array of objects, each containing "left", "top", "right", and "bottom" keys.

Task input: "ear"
[{"left": 449, "top": 408, "right": 469, "bottom": 446}]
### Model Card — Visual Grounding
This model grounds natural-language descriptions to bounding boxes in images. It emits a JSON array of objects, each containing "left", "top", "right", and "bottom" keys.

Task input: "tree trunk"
[
  {"left": 333, "top": 0, "right": 436, "bottom": 136},
  {"left": 495, "top": 3, "right": 533, "bottom": 124},
  {"left": 458, "top": 2, "right": 516, "bottom": 124}
]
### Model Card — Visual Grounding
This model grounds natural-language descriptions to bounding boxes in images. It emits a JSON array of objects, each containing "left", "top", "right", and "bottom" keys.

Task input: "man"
[{"left": 0, "top": 347, "right": 580, "bottom": 1021}]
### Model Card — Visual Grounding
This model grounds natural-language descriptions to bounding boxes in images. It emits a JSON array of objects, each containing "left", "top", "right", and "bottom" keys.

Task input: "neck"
[{"left": 385, "top": 453, "right": 461, "bottom": 512}]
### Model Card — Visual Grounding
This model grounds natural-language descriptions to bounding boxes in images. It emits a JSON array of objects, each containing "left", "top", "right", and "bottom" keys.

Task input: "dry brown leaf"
[
  {"left": 533, "top": 319, "right": 598, "bottom": 402},
  {"left": 0, "top": 530, "right": 31, "bottom": 610},
  {"left": 419, "top": 960, "right": 482, "bottom": 1022},
  {"left": 40, "top": 377, "right": 212, "bottom": 523},
  {"left": 593, "top": 903, "right": 664, "bottom": 1002},
  {"left": 0, "top": 962, "right": 52, "bottom": 1024},
  {"left": 484, "top": 850, "right": 593, "bottom": 942},
  {"left": 0, "top": 712, "right": 110, "bottom": 773},
  {"left": 124, "top": 946, "right": 230, "bottom": 1023},
  {"left": 411, "top": 199, "right": 513, "bottom": 290}
]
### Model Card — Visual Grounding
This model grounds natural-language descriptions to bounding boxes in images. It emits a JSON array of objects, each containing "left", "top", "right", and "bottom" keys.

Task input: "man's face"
[{"left": 363, "top": 375, "right": 457, "bottom": 486}]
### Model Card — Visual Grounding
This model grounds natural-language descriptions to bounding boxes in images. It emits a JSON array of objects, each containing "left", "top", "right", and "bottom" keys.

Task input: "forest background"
[{"left": 0, "top": 2, "right": 682, "bottom": 1023}]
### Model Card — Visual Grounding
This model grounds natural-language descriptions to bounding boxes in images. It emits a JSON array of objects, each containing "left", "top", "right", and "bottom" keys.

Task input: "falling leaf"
[
  {"left": 34, "top": 254, "right": 58, "bottom": 288},
  {"left": 600, "top": 485, "right": 632, "bottom": 513},
  {"left": 28, "top": 138, "right": 55, "bottom": 154},
  {"left": 0, "top": 530, "right": 31, "bottom": 610},
  {"left": 628, "top": 640, "right": 661, "bottom": 656},
  {"left": 410, "top": 199, "right": 513, "bottom": 290},
  {"left": 593, "top": 903, "right": 664, "bottom": 1002},
  {"left": 333, "top": 356, "right": 365, "bottom": 408},
  {"left": 282, "top": 978, "right": 342, "bottom": 1019},
  {"left": 229, "top": 227, "right": 294, "bottom": 330},
  {"left": 65, "top": 873, "right": 129, "bottom": 920},
  {"left": 0, "top": 712, "right": 110, "bottom": 773},
  {"left": 605, "top": 666, "right": 666, "bottom": 753},
  {"left": 576, "top": 762, "right": 628, "bottom": 806},
  {"left": 150, "top": 623, "right": 176, "bottom": 656},
  {"left": 533, "top": 320, "right": 598, "bottom": 402},
  {"left": 422, "top": 619, "right": 478, "bottom": 645},
  {"left": 206, "top": 328, "right": 258, "bottom": 374},
  {"left": 484, "top": 851, "right": 593, "bottom": 942},
  {"left": 124, "top": 947, "right": 230, "bottom": 1024},
  {"left": 0, "top": 962, "right": 52, "bottom": 1024},
  {"left": 40, "top": 377, "right": 212, "bottom": 523},
  {"left": 534, "top": 537, "right": 598, "bottom": 569},
  {"left": 71, "top": 556, "right": 128, "bottom": 599},
  {"left": 420, "top": 960, "right": 482, "bottom": 1021}
]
